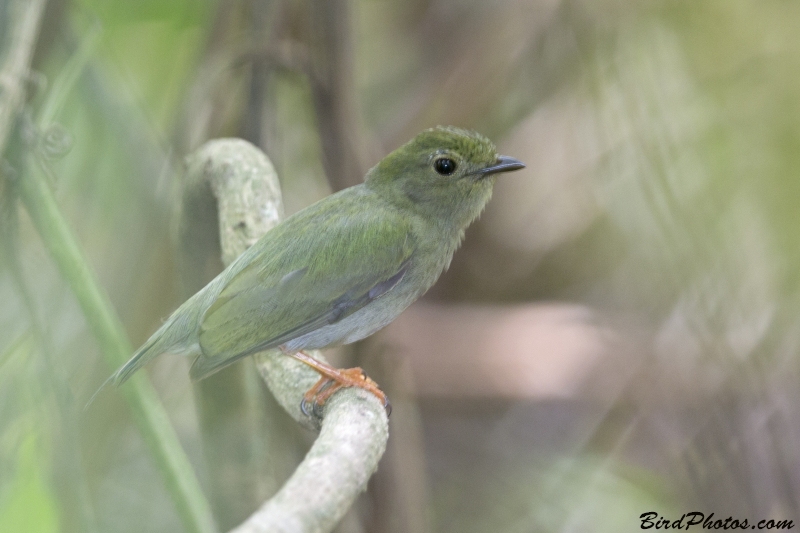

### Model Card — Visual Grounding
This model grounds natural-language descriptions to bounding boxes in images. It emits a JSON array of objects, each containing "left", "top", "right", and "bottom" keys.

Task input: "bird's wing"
[{"left": 193, "top": 204, "right": 414, "bottom": 379}]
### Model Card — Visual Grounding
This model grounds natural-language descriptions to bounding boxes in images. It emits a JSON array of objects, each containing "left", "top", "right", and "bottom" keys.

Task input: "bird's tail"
[
  {"left": 84, "top": 335, "right": 163, "bottom": 411},
  {"left": 111, "top": 334, "right": 162, "bottom": 386}
]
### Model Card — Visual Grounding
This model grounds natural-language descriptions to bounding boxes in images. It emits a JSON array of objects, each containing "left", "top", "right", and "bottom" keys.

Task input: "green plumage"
[
  {"left": 195, "top": 198, "right": 414, "bottom": 377},
  {"left": 110, "top": 126, "right": 524, "bottom": 386}
]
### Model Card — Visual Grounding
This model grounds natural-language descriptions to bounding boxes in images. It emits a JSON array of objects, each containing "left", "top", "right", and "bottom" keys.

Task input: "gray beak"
[{"left": 479, "top": 155, "right": 526, "bottom": 176}]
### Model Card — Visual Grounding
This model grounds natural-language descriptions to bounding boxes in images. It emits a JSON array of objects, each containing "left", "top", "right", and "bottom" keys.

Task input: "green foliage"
[{"left": 0, "top": 435, "right": 60, "bottom": 533}]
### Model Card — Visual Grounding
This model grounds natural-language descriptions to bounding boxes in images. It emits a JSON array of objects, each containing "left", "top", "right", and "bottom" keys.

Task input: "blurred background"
[{"left": 1, "top": 0, "right": 799, "bottom": 531}]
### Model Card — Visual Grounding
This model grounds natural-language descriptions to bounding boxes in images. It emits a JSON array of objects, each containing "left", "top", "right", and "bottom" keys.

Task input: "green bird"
[{"left": 111, "top": 126, "right": 524, "bottom": 415}]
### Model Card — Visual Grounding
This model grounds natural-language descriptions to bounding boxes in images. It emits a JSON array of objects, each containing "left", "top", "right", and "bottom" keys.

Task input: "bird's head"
[{"left": 366, "top": 126, "right": 525, "bottom": 227}]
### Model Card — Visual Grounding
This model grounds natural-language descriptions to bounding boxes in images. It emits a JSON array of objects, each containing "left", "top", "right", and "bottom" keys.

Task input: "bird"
[{"left": 109, "top": 126, "right": 525, "bottom": 416}]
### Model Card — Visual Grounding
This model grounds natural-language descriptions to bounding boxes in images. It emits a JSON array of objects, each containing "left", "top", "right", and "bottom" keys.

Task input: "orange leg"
[{"left": 289, "top": 351, "right": 391, "bottom": 418}]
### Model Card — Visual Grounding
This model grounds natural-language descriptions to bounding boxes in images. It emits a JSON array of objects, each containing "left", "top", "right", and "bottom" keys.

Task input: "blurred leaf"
[
  {"left": 0, "top": 435, "right": 59, "bottom": 533},
  {"left": 0, "top": 332, "right": 34, "bottom": 373},
  {"left": 37, "top": 20, "right": 101, "bottom": 128}
]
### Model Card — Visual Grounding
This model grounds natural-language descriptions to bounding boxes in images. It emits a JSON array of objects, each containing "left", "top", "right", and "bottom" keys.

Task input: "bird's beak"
[{"left": 478, "top": 155, "right": 526, "bottom": 177}]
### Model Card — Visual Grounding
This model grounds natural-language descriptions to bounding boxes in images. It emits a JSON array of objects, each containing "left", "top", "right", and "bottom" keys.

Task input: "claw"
[
  {"left": 300, "top": 385, "right": 393, "bottom": 419},
  {"left": 300, "top": 379, "right": 334, "bottom": 419},
  {"left": 290, "top": 351, "right": 391, "bottom": 420},
  {"left": 313, "top": 398, "right": 325, "bottom": 419},
  {"left": 384, "top": 396, "right": 392, "bottom": 417}
]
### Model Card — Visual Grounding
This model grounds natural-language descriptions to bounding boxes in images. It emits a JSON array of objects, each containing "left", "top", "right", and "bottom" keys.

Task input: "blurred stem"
[
  {"left": 192, "top": 365, "right": 258, "bottom": 530},
  {"left": 174, "top": 0, "right": 248, "bottom": 154},
  {"left": 0, "top": 0, "right": 46, "bottom": 153},
  {"left": 14, "top": 154, "right": 217, "bottom": 533},
  {"left": 307, "top": 0, "right": 374, "bottom": 191},
  {"left": 240, "top": 0, "right": 277, "bottom": 148},
  {"left": 357, "top": 341, "right": 431, "bottom": 533},
  {"left": 37, "top": 19, "right": 101, "bottom": 128},
  {"left": 1, "top": 170, "right": 98, "bottom": 533},
  {"left": 0, "top": 4, "right": 98, "bottom": 530}
]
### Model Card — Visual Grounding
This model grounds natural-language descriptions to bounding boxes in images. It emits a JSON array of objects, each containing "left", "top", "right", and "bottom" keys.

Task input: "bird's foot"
[{"left": 290, "top": 351, "right": 390, "bottom": 418}]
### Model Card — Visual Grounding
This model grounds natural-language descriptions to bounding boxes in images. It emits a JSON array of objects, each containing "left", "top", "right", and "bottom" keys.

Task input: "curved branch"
[
  {"left": 231, "top": 385, "right": 388, "bottom": 533},
  {"left": 181, "top": 139, "right": 389, "bottom": 532}
]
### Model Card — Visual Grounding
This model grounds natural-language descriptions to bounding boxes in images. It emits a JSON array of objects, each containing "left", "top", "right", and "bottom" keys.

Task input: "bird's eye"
[{"left": 433, "top": 157, "right": 457, "bottom": 175}]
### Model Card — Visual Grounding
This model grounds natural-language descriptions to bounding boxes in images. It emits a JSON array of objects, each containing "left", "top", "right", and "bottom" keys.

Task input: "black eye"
[{"left": 433, "top": 157, "right": 457, "bottom": 175}]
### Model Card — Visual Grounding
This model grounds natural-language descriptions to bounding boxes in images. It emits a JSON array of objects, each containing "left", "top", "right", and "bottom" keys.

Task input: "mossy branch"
[{"left": 180, "top": 139, "right": 389, "bottom": 533}]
